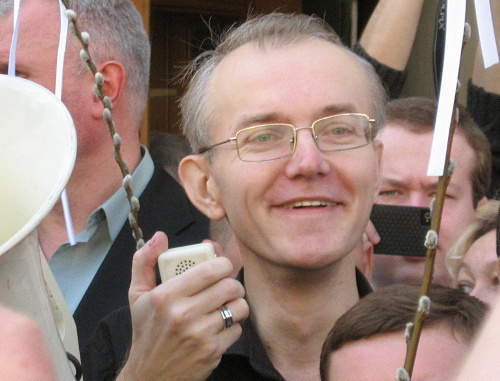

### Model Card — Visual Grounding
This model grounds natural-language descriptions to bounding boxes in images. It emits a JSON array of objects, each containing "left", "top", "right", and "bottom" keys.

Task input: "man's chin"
[
  {"left": 402, "top": 256, "right": 426, "bottom": 263},
  {"left": 372, "top": 255, "right": 429, "bottom": 288},
  {"left": 394, "top": 261, "right": 427, "bottom": 284}
]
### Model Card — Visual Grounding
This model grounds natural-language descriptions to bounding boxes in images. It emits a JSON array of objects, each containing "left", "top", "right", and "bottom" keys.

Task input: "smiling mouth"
[{"left": 282, "top": 201, "right": 338, "bottom": 209}]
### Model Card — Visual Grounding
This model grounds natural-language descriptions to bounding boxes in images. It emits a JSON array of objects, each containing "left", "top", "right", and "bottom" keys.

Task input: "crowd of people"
[{"left": 0, "top": 0, "right": 498, "bottom": 380}]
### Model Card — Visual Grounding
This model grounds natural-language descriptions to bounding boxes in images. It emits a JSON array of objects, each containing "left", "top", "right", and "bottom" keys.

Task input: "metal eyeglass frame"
[{"left": 197, "top": 112, "right": 376, "bottom": 162}]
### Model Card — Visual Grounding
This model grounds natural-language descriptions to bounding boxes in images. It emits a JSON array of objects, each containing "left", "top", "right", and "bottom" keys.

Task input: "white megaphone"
[{"left": 0, "top": 74, "right": 79, "bottom": 380}]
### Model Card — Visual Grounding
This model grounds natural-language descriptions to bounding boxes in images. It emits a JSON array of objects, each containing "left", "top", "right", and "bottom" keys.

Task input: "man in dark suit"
[
  {"left": 73, "top": 162, "right": 209, "bottom": 351},
  {"left": 0, "top": 0, "right": 210, "bottom": 353}
]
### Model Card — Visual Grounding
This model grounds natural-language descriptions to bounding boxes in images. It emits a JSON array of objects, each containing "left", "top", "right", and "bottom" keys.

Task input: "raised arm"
[
  {"left": 470, "top": 0, "right": 499, "bottom": 95},
  {"left": 467, "top": 0, "right": 499, "bottom": 197},
  {"left": 358, "top": 0, "right": 425, "bottom": 71}
]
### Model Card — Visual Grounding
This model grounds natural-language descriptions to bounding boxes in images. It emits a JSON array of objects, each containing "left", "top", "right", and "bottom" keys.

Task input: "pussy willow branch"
[
  {"left": 400, "top": 27, "right": 470, "bottom": 380},
  {"left": 401, "top": 118, "right": 456, "bottom": 377},
  {"left": 61, "top": 0, "right": 144, "bottom": 250}
]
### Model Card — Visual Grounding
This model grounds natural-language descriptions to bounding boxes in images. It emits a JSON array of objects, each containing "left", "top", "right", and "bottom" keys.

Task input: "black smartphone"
[{"left": 370, "top": 204, "right": 431, "bottom": 257}]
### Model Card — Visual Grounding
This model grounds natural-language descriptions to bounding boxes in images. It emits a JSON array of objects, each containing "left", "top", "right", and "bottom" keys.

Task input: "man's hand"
[
  {"left": 117, "top": 232, "right": 249, "bottom": 381},
  {"left": 365, "top": 219, "right": 381, "bottom": 247}
]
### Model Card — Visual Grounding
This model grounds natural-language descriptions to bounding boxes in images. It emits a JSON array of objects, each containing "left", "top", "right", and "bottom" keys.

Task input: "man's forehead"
[
  {"left": 6, "top": 0, "right": 60, "bottom": 27},
  {"left": 208, "top": 39, "right": 374, "bottom": 119},
  {"left": 216, "top": 38, "right": 356, "bottom": 71},
  {"left": 379, "top": 122, "right": 433, "bottom": 137},
  {"left": 378, "top": 126, "right": 476, "bottom": 163},
  {"left": 0, "top": 1, "right": 62, "bottom": 45},
  {"left": 233, "top": 103, "right": 360, "bottom": 128}
]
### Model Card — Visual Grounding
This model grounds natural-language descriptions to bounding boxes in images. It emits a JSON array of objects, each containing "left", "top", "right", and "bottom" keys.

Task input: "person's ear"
[
  {"left": 179, "top": 155, "right": 226, "bottom": 221},
  {"left": 476, "top": 196, "right": 488, "bottom": 208},
  {"left": 90, "top": 60, "right": 126, "bottom": 119},
  {"left": 359, "top": 234, "right": 374, "bottom": 282}
]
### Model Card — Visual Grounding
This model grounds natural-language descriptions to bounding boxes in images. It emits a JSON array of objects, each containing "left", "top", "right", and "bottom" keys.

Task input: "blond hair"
[{"left": 447, "top": 200, "right": 500, "bottom": 280}]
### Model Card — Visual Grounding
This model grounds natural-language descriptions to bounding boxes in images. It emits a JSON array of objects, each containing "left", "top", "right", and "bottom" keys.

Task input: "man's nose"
[
  {"left": 285, "top": 127, "right": 330, "bottom": 178},
  {"left": 406, "top": 193, "right": 430, "bottom": 208}
]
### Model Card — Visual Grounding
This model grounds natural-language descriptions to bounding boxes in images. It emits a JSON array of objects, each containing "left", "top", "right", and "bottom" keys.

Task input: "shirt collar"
[
  {"left": 224, "top": 270, "right": 284, "bottom": 380},
  {"left": 100, "top": 146, "right": 154, "bottom": 241}
]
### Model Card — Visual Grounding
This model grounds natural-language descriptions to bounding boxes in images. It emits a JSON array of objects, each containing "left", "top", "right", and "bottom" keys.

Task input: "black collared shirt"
[{"left": 82, "top": 269, "right": 372, "bottom": 381}]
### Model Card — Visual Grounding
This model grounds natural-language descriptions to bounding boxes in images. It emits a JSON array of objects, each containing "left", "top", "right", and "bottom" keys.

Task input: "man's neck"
[
  {"left": 243, "top": 255, "right": 360, "bottom": 381},
  {"left": 38, "top": 144, "right": 142, "bottom": 260}
]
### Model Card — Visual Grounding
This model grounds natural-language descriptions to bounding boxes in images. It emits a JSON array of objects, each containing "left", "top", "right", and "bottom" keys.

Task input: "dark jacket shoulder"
[{"left": 74, "top": 163, "right": 210, "bottom": 352}]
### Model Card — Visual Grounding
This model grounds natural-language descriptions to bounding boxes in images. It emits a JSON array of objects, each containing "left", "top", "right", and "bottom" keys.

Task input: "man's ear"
[
  {"left": 476, "top": 196, "right": 489, "bottom": 208},
  {"left": 358, "top": 234, "right": 374, "bottom": 282},
  {"left": 90, "top": 60, "right": 126, "bottom": 119},
  {"left": 179, "top": 155, "right": 226, "bottom": 221}
]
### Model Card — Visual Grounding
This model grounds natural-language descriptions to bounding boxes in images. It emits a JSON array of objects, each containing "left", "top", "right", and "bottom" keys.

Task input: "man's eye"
[
  {"left": 429, "top": 192, "right": 454, "bottom": 200},
  {"left": 0, "top": 68, "right": 14, "bottom": 75},
  {"left": 330, "top": 127, "right": 348, "bottom": 135},
  {"left": 254, "top": 133, "right": 274, "bottom": 142},
  {"left": 244, "top": 127, "right": 287, "bottom": 144},
  {"left": 320, "top": 123, "right": 355, "bottom": 138},
  {"left": 0, "top": 67, "right": 23, "bottom": 77},
  {"left": 379, "top": 190, "right": 399, "bottom": 196}
]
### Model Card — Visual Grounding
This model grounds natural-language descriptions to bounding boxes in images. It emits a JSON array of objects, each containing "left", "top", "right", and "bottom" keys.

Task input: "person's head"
[
  {"left": 373, "top": 96, "right": 492, "bottom": 288},
  {"left": 180, "top": 13, "right": 387, "bottom": 157},
  {"left": 179, "top": 13, "right": 386, "bottom": 272},
  {"left": 447, "top": 200, "right": 500, "bottom": 307},
  {"left": 320, "top": 284, "right": 488, "bottom": 381},
  {"left": 0, "top": 0, "right": 150, "bottom": 150},
  {"left": 149, "top": 131, "right": 192, "bottom": 182}
]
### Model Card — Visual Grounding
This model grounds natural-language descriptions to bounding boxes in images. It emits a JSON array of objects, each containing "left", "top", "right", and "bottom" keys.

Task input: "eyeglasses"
[{"left": 198, "top": 113, "right": 375, "bottom": 162}]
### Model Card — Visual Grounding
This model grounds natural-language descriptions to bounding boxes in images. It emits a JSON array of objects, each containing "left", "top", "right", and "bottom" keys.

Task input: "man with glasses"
[{"left": 83, "top": 13, "right": 385, "bottom": 381}]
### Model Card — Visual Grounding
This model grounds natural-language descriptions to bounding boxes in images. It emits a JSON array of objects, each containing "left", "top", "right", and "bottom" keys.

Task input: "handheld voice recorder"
[{"left": 158, "top": 242, "right": 217, "bottom": 282}]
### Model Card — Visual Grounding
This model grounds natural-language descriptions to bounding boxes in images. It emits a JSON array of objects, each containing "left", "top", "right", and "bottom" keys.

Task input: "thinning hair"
[
  {"left": 0, "top": 0, "right": 150, "bottom": 113},
  {"left": 383, "top": 96, "right": 492, "bottom": 206},
  {"left": 180, "top": 12, "right": 387, "bottom": 157},
  {"left": 320, "top": 284, "right": 487, "bottom": 381},
  {"left": 447, "top": 199, "right": 500, "bottom": 280}
]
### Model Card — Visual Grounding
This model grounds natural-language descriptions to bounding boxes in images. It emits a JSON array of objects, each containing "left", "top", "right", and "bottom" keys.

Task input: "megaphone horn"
[{"left": 0, "top": 74, "right": 78, "bottom": 380}]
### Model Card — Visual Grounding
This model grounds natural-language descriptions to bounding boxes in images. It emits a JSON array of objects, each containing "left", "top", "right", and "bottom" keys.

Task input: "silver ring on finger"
[{"left": 219, "top": 305, "right": 233, "bottom": 329}]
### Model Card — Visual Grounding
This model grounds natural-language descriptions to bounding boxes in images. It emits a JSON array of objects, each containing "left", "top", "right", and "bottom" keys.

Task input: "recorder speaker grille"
[{"left": 175, "top": 259, "right": 197, "bottom": 275}]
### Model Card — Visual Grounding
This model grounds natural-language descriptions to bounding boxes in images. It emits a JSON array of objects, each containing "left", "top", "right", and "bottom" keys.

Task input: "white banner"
[{"left": 427, "top": 0, "right": 467, "bottom": 176}]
